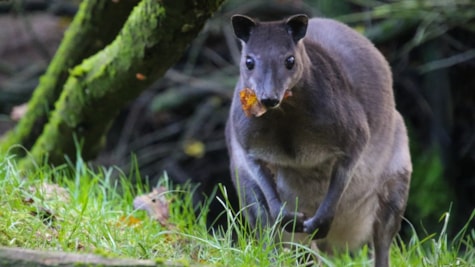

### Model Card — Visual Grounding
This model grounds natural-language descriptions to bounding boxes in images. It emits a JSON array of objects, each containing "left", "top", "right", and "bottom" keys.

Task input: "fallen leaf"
[
  {"left": 35, "top": 228, "right": 58, "bottom": 243},
  {"left": 26, "top": 182, "right": 70, "bottom": 227},
  {"left": 27, "top": 183, "right": 70, "bottom": 203},
  {"left": 135, "top": 73, "right": 146, "bottom": 80},
  {"left": 183, "top": 140, "right": 205, "bottom": 158},
  {"left": 133, "top": 187, "right": 171, "bottom": 227},
  {"left": 10, "top": 103, "right": 28, "bottom": 121},
  {"left": 118, "top": 215, "right": 142, "bottom": 227}
]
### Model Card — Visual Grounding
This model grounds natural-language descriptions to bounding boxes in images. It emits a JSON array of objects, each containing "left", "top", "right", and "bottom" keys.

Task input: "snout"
[
  {"left": 259, "top": 90, "right": 292, "bottom": 109},
  {"left": 260, "top": 98, "right": 280, "bottom": 109}
]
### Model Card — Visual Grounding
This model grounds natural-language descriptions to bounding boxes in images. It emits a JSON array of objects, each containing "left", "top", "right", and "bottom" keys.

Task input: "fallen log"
[{"left": 0, "top": 246, "right": 202, "bottom": 267}]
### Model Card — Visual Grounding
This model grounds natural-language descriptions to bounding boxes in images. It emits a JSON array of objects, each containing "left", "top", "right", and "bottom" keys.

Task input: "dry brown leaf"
[
  {"left": 35, "top": 228, "right": 58, "bottom": 243},
  {"left": 26, "top": 182, "right": 70, "bottom": 227},
  {"left": 133, "top": 187, "right": 171, "bottom": 227},
  {"left": 135, "top": 73, "right": 146, "bottom": 80},
  {"left": 118, "top": 215, "right": 142, "bottom": 227},
  {"left": 10, "top": 103, "right": 28, "bottom": 121},
  {"left": 27, "top": 182, "right": 70, "bottom": 203}
]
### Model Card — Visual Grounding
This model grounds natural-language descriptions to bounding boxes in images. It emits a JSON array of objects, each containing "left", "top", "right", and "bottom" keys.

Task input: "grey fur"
[{"left": 226, "top": 14, "right": 411, "bottom": 267}]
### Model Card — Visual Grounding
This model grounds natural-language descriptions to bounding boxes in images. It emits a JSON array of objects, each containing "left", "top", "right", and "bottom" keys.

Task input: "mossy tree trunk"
[
  {"left": 0, "top": 0, "right": 140, "bottom": 154},
  {"left": 0, "top": 0, "right": 225, "bottom": 168}
]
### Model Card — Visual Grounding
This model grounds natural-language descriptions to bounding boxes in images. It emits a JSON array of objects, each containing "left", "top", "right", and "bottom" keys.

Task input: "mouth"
[{"left": 239, "top": 88, "right": 293, "bottom": 118}]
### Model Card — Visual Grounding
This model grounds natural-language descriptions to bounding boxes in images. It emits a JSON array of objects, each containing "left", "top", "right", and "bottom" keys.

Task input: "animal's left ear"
[
  {"left": 286, "top": 14, "right": 308, "bottom": 43},
  {"left": 232, "top": 14, "right": 256, "bottom": 43}
]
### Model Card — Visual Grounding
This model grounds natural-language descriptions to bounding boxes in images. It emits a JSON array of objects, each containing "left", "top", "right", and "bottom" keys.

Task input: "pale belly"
[{"left": 275, "top": 166, "right": 379, "bottom": 251}]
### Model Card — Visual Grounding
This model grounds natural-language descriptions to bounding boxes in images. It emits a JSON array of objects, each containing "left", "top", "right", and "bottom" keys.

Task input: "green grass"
[{"left": 0, "top": 154, "right": 474, "bottom": 266}]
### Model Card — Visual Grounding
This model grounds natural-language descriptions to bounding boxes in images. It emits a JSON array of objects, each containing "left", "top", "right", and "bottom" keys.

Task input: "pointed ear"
[
  {"left": 231, "top": 14, "right": 256, "bottom": 43},
  {"left": 286, "top": 14, "right": 308, "bottom": 43}
]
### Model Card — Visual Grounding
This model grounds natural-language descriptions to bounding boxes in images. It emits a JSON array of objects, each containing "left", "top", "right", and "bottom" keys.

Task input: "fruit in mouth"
[{"left": 239, "top": 88, "right": 293, "bottom": 117}]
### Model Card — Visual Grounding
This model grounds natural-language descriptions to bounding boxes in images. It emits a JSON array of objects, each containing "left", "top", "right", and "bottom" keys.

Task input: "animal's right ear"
[
  {"left": 231, "top": 15, "right": 256, "bottom": 43},
  {"left": 286, "top": 14, "right": 308, "bottom": 43}
]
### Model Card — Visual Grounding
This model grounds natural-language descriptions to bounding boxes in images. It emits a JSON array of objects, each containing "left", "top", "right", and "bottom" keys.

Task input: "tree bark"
[
  {"left": 0, "top": 246, "right": 204, "bottom": 267},
  {"left": 0, "top": 0, "right": 140, "bottom": 154},
  {"left": 0, "top": 0, "right": 224, "bottom": 168}
]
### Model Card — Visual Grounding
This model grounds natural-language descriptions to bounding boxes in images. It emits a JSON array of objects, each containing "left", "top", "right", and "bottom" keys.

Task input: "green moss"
[
  {"left": 154, "top": 257, "right": 166, "bottom": 264},
  {"left": 93, "top": 248, "right": 114, "bottom": 258},
  {"left": 175, "top": 258, "right": 191, "bottom": 267},
  {"left": 181, "top": 24, "right": 194, "bottom": 32},
  {"left": 69, "top": 66, "right": 88, "bottom": 78}
]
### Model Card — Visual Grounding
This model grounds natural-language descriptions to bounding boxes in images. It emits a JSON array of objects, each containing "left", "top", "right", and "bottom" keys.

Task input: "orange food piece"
[
  {"left": 284, "top": 90, "right": 293, "bottom": 99},
  {"left": 239, "top": 88, "right": 258, "bottom": 112},
  {"left": 239, "top": 88, "right": 267, "bottom": 117}
]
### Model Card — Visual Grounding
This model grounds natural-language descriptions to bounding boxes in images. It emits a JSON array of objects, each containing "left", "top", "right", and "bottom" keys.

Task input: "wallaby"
[{"left": 225, "top": 14, "right": 412, "bottom": 267}]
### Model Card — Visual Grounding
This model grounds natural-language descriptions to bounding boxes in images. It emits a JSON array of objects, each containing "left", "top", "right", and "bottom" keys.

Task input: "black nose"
[{"left": 261, "top": 98, "right": 280, "bottom": 108}]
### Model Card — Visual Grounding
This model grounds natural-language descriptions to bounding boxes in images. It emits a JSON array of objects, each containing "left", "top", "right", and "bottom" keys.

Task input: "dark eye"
[
  {"left": 285, "top": 56, "right": 295, "bottom": 70},
  {"left": 245, "top": 56, "right": 255, "bottom": 70}
]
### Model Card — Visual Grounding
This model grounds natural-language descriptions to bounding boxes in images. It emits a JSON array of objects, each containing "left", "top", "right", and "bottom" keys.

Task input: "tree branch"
[
  {"left": 0, "top": 0, "right": 140, "bottom": 154},
  {"left": 16, "top": 0, "right": 224, "bottom": 168}
]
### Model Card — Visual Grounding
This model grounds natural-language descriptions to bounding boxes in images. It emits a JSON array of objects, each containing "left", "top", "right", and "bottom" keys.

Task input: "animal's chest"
[
  {"left": 242, "top": 114, "right": 339, "bottom": 168},
  {"left": 275, "top": 167, "right": 332, "bottom": 215}
]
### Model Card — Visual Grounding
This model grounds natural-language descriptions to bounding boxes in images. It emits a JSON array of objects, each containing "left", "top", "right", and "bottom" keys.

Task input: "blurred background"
[{"left": 0, "top": 0, "right": 474, "bottom": 237}]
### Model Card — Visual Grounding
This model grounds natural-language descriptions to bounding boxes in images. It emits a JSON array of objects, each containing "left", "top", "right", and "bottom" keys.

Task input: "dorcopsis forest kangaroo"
[{"left": 225, "top": 14, "right": 412, "bottom": 267}]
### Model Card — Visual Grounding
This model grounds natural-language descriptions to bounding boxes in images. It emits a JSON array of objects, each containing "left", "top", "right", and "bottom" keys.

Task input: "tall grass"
[{"left": 0, "top": 154, "right": 473, "bottom": 266}]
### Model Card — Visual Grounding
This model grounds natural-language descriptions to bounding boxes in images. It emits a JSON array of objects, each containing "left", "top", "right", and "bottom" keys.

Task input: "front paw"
[
  {"left": 303, "top": 215, "right": 333, "bottom": 239},
  {"left": 281, "top": 211, "right": 305, "bottom": 233}
]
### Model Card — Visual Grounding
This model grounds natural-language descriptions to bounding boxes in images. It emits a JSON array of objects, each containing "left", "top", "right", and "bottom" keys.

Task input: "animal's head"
[{"left": 232, "top": 14, "right": 308, "bottom": 109}]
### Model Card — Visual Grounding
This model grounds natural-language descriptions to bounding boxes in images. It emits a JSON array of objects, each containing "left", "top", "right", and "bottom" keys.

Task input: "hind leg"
[{"left": 372, "top": 171, "right": 410, "bottom": 267}]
